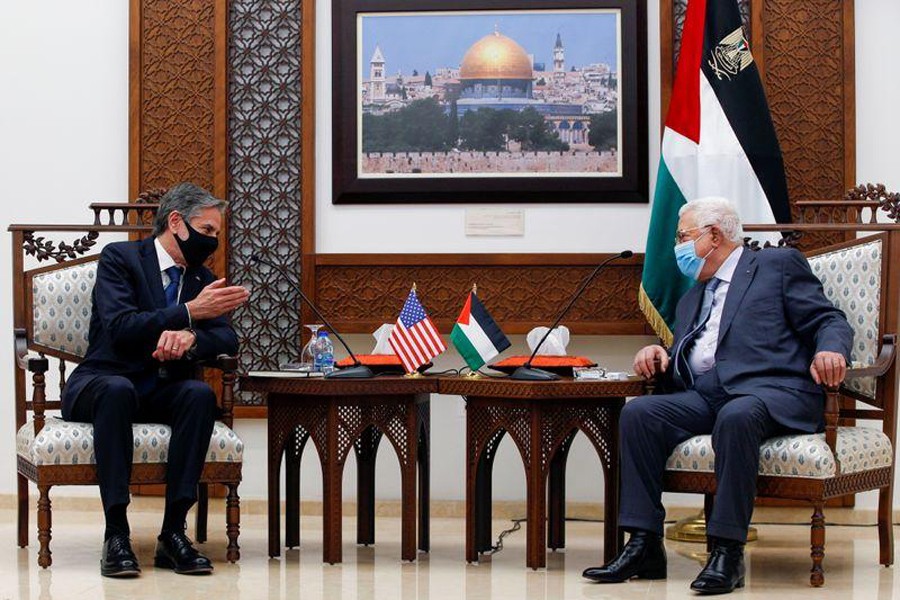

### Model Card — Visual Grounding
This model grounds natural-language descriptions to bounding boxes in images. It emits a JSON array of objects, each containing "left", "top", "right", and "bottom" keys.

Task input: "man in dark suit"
[
  {"left": 62, "top": 183, "right": 249, "bottom": 577},
  {"left": 582, "top": 197, "right": 852, "bottom": 594}
]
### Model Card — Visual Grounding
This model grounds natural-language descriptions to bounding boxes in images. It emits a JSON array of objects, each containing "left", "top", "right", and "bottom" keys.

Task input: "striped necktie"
[{"left": 673, "top": 277, "right": 721, "bottom": 387}]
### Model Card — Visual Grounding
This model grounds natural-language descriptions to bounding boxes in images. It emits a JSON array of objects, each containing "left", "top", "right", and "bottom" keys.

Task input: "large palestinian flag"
[{"left": 639, "top": 0, "right": 791, "bottom": 346}]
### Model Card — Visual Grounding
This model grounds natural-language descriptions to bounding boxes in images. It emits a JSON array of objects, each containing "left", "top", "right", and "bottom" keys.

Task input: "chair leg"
[
  {"left": 37, "top": 485, "right": 52, "bottom": 568},
  {"left": 226, "top": 483, "right": 241, "bottom": 563},
  {"left": 195, "top": 483, "right": 209, "bottom": 543},
  {"left": 18, "top": 474, "right": 28, "bottom": 548},
  {"left": 704, "top": 494, "right": 715, "bottom": 553},
  {"left": 810, "top": 502, "right": 825, "bottom": 587},
  {"left": 878, "top": 486, "right": 894, "bottom": 566}
]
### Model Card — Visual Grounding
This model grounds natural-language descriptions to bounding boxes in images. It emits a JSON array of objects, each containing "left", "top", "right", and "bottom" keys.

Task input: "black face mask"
[{"left": 175, "top": 218, "right": 218, "bottom": 267}]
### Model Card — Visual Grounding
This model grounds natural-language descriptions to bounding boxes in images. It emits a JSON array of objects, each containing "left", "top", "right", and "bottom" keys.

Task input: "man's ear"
[{"left": 167, "top": 210, "right": 183, "bottom": 233}]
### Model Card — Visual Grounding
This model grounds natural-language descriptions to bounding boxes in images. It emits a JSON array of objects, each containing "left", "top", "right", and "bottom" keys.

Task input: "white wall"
[
  {"left": 0, "top": 0, "right": 130, "bottom": 497},
  {"left": 0, "top": 0, "right": 898, "bottom": 513}
]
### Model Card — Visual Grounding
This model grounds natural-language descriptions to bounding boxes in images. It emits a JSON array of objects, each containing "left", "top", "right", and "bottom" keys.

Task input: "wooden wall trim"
[
  {"left": 659, "top": 0, "right": 674, "bottom": 137},
  {"left": 301, "top": 0, "right": 318, "bottom": 324},
  {"left": 128, "top": 0, "right": 142, "bottom": 202},
  {"left": 842, "top": 0, "right": 856, "bottom": 190}
]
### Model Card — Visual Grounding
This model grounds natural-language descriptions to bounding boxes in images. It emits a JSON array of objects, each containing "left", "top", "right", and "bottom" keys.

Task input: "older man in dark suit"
[
  {"left": 62, "top": 183, "right": 249, "bottom": 578},
  {"left": 582, "top": 197, "right": 852, "bottom": 594}
]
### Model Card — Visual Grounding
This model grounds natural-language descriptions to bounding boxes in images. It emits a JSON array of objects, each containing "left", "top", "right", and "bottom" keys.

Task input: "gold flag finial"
[
  {"left": 411, "top": 282, "right": 417, "bottom": 293},
  {"left": 472, "top": 283, "right": 478, "bottom": 295}
]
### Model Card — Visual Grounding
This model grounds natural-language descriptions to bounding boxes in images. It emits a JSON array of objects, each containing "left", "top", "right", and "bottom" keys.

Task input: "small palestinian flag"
[{"left": 450, "top": 290, "right": 511, "bottom": 371}]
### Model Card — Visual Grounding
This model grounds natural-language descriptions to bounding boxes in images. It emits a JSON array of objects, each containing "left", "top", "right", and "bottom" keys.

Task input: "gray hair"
[
  {"left": 153, "top": 182, "right": 227, "bottom": 236},
  {"left": 678, "top": 196, "right": 744, "bottom": 243}
]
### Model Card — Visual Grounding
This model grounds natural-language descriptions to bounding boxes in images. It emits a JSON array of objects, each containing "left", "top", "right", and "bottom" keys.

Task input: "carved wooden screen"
[{"left": 226, "top": 1, "right": 305, "bottom": 409}]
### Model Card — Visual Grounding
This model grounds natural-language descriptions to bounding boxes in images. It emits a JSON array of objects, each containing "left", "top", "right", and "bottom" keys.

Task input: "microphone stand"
[
  {"left": 251, "top": 254, "right": 374, "bottom": 379},
  {"left": 510, "top": 250, "right": 634, "bottom": 381}
]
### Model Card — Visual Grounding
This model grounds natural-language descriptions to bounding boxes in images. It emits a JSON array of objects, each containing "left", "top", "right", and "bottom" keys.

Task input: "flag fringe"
[{"left": 639, "top": 284, "right": 674, "bottom": 348}]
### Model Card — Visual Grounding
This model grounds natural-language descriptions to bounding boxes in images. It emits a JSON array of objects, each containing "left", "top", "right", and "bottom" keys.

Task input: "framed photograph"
[{"left": 332, "top": 0, "right": 647, "bottom": 204}]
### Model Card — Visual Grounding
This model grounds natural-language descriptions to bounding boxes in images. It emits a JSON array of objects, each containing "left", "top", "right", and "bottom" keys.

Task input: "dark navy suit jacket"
[
  {"left": 667, "top": 247, "right": 853, "bottom": 433},
  {"left": 62, "top": 237, "right": 238, "bottom": 419}
]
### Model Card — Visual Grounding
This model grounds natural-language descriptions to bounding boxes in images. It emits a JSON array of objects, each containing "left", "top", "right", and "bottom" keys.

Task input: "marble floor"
[{"left": 0, "top": 500, "right": 897, "bottom": 599}]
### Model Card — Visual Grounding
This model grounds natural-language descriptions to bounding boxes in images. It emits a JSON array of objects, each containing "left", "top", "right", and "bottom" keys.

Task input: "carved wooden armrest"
[
  {"left": 822, "top": 384, "right": 842, "bottom": 475},
  {"left": 198, "top": 354, "right": 239, "bottom": 428},
  {"left": 843, "top": 334, "right": 896, "bottom": 381},
  {"left": 14, "top": 329, "right": 51, "bottom": 435}
]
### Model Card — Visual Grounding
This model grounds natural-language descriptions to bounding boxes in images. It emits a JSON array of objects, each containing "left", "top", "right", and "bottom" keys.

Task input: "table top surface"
[{"left": 241, "top": 373, "right": 646, "bottom": 399}]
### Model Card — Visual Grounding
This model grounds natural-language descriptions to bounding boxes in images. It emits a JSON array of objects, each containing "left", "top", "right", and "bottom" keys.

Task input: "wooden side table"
[
  {"left": 241, "top": 375, "right": 436, "bottom": 564},
  {"left": 439, "top": 377, "right": 645, "bottom": 570}
]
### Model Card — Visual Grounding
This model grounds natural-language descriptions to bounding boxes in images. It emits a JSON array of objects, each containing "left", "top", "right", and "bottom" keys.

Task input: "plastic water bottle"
[{"left": 314, "top": 330, "right": 335, "bottom": 373}]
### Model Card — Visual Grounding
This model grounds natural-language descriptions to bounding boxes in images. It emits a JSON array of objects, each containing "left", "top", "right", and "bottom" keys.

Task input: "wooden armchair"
[
  {"left": 10, "top": 202, "right": 243, "bottom": 568},
  {"left": 662, "top": 188, "right": 900, "bottom": 586}
]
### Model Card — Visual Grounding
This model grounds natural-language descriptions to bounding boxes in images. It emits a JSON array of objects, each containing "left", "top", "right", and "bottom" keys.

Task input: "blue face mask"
[{"left": 674, "top": 231, "right": 712, "bottom": 280}]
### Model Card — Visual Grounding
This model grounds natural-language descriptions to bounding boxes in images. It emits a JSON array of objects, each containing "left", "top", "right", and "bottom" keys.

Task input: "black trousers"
[
  {"left": 619, "top": 371, "right": 793, "bottom": 542},
  {"left": 67, "top": 375, "right": 217, "bottom": 512}
]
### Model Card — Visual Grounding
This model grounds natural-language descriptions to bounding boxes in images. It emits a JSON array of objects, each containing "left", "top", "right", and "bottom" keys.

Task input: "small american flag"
[{"left": 389, "top": 288, "right": 446, "bottom": 373}]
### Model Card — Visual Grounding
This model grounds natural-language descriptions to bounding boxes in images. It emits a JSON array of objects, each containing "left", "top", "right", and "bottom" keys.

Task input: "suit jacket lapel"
[
  {"left": 717, "top": 250, "right": 758, "bottom": 344},
  {"left": 181, "top": 267, "right": 205, "bottom": 302},
  {"left": 139, "top": 237, "right": 167, "bottom": 308}
]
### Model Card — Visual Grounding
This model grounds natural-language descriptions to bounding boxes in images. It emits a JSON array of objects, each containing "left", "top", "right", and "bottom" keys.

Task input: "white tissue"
[
  {"left": 526, "top": 326, "right": 569, "bottom": 356},
  {"left": 372, "top": 323, "right": 396, "bottom": 355}
]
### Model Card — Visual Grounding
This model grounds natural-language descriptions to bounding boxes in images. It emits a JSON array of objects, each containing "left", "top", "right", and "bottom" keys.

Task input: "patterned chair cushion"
[
  {"left": 666, "top": 427, "right": 892, "bottom": 479},
  {"left": 807, "top": 239, "right": 882, "bottom": 400},
  {"left": 32, "top": 261, "right": 97, "bottom": 358},
  {"left": 17, "top": 417, "right": 243, "bottom": 466}
]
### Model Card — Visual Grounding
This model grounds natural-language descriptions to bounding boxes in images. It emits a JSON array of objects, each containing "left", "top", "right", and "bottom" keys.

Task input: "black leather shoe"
[
  {"left": 101, "top": 534, "right": 141, "bottom": 578},
  {"left": 154, "top": 530, "right": 213, "bottom": 575},
  {"left": 690, "top": 540, "right": 746, "bottom": 594},
  {"left": 582, "top": 530, "right": 667, "bottom": 583}
]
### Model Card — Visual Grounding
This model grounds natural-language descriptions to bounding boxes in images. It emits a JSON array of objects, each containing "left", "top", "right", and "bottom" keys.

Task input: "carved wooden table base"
[
  {"left": 242, "top": 376, "right": 435, "bottom": 564},
  {"left": 440, "top": 377, "right": 644, "bottom": 570}
]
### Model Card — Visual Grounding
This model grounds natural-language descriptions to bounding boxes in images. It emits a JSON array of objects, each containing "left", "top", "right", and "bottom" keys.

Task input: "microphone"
[
  {"left": 250, "top": 253, "right": 374, "bottom": 379},
  {"left": 510, "top": 250, "right": 634, "bottom": 381}
]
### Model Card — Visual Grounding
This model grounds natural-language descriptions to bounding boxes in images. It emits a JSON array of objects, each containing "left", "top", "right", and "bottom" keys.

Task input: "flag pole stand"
[
  {"left": 403, "top": 372, "right": 424, "bottom": 379},
  {"left": 463, "top": 371, "right": 483, "bottom": 379},
  {"left": 665, "top": 510, "right": 757, "bottom": 543}
]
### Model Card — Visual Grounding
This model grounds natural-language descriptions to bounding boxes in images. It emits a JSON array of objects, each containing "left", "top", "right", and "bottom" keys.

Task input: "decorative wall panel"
[
  {"left": 314, "top": 256, "right": 650, "bottom": 335},
  {"left": 131, "top": 0, "right": 221, "bottom": 193},
  {"left": 762, "top": 0, "right": 851, "bottom": 249},
  {"left": 227, "top": 0, "right": 304, "bottom": 406}
]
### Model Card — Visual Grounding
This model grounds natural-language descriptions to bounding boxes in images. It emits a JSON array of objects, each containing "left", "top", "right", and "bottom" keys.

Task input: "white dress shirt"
[
  {"left": 687, "top": 246, "right": 744, "bottom": 376},
  {"left": 155, "top": 238, "right": 183, "bottom": 300},
  {"left": 155, "top": 238, "right": 192, "bottom": 327}
]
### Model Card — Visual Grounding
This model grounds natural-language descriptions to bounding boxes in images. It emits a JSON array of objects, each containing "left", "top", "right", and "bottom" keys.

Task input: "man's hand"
[
  {"left": 153, "top": 330, "right": 197, "bottom": 362},
  {"left": 185, "top": 279, "right": 249, "bottom": 320},
  {"left": 633, "top": 345, "right": 669, "bottom": 379},
  {"left": 810, "top": 351, "right": 847, "bottom": 388}
]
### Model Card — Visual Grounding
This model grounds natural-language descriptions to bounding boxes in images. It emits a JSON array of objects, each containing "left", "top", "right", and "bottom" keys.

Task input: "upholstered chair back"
[
  {"left": 30, "top": 259, "right": 97, "bottom": 360},
  {"left": 806, "top": 236, "right": 884, "bottom": 401}
]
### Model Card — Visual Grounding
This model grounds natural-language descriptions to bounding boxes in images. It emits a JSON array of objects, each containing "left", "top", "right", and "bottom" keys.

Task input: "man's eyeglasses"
[{"left": 674, "top": 225, "right": 711, "bottom": 244}]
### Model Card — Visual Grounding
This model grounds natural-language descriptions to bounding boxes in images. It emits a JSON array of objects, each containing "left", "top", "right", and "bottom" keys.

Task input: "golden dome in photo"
[{"left": 459, "top": 31, "right": 533, "bottom": 80}]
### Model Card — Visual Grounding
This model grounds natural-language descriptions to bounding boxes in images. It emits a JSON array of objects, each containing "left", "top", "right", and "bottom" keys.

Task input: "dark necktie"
[
  {"left": 673, "top": 277, "right": 721, "bottom": 387},
  {"left": 164, "top": 266, "right": 182, "bottom": 307}
]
